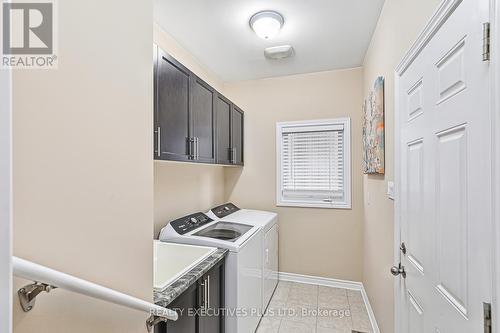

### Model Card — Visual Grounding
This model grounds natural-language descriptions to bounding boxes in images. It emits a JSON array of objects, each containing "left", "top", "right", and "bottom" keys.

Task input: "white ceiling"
[{"left": 154, "top": 0, "right": 385, "bottom": 82}]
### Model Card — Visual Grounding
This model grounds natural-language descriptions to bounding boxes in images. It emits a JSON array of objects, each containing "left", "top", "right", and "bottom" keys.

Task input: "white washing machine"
[
  {"left": 159, "top": 212, "right": 262, "bottom": 333},
  {"left": 206, "top": 203, "right": 279, "bottom": 312}
]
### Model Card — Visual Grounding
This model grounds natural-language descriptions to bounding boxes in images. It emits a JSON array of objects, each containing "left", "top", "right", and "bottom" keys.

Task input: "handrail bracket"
[
  {"left": 146, "top": 314, "right": 167, "bottom": 332},
  {"left": 18, "top": 282, "right": 57, "bottom": 312}
]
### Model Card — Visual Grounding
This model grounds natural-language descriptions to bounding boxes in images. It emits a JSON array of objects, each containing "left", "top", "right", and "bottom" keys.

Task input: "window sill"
[{"left": 276, "top": 201, "right": 352, "bottom": 210}]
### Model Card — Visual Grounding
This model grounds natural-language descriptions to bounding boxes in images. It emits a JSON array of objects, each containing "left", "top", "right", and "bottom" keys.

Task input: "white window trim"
[{"left": 276, "top": 118, "right": 352, "bottom": 209}]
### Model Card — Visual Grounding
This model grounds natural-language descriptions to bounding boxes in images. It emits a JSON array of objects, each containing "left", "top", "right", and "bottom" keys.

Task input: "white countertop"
[{"left": 153, "top": 241, "right": 217, "bottom": 290}]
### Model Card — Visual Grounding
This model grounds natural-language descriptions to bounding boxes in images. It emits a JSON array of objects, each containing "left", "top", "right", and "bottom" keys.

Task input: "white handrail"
[{"left": 12, "top": 256, "right": 178, "bottom": 326}]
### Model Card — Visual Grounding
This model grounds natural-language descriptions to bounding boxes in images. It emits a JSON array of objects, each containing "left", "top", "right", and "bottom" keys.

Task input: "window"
[{"left": 276, "top": 118, "right": 351, "bottom": 209}]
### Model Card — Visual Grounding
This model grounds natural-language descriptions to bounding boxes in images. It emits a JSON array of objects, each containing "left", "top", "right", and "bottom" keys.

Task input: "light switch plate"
[{"left": 387, "top": 181, "right": 395, "bottom": 200}]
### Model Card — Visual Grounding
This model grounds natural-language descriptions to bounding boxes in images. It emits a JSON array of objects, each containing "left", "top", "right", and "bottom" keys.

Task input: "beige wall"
[
  {"left": 362, "top": 0, "right": 441, "bottom": 332},
  {"left": 224, "top": 68, "right": 364, "bottom": 281},
  {"left": 12, "top": 0, "right": 153, "bottom": 332},
  {"left": 153, "top": 24, "right": 226, "bottom": 236},
  {"left": 154, "top": 162, "right": 225, "bottom": 236},
  {"left": 0, "top": 33, "right": 12, "bottom": 333}
]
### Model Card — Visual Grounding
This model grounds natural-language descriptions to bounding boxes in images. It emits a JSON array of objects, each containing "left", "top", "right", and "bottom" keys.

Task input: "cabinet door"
[
  {"left": 154, "top": 284, "right": 197, "bottom": 333},
  {"left": 190, "top": 76, "right": 215, "bottom": 163},
  {"left": 231, "top": 106, "right": 244, "bottom": 165},
  {"left": 215, "top": 94, "right": 231, "bottom": 165},
  {"left": 199, "top": 262, "right": 224, "bottom": 333},
  {"left": 155, "top": 49, "right": 190, "bottom": 161}
]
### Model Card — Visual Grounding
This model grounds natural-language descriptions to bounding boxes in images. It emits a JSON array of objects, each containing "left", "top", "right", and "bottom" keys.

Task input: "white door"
[
  {"left": 0, "top": 62, "right": 13, "bottom": 332},
  {"left": 396, "top": 0, "right": 492, "bottom": 332}
]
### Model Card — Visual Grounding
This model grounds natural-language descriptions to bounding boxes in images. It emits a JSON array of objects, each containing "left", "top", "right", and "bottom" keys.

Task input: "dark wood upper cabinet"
[
  {"left": 155, "top": 47, "right": 191, "bottom": 162},
  {"left": 231, "top": 106, "right": 244, "bottom": 166},
  {"left": 154, "top": 45, "right": 243, "bottom": 166},
  {"left": 190, "top": 76, "right": 216, "bottom": 163},
  {"left": 215, "top": 94, "right": 231, "bottom": 165},
  {"left": 215, "top": 94, "right": 245, "bottom": 166}
]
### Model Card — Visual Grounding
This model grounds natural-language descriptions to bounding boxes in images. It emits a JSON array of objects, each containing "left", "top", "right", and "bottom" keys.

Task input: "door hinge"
[
  {"left": 484, "top": 302, "right": 492, "bottom": 333},
  {"left": 483, "top": 22, "right": 491, "bottom": 61},
  {"left": 400, "top": 242, "right": 407, "bottom": 255}
]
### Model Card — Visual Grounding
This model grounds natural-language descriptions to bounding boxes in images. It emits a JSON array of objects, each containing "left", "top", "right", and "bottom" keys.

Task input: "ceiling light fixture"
[{"left": 249, "top": 10, "right": 284, "bottom": 40}]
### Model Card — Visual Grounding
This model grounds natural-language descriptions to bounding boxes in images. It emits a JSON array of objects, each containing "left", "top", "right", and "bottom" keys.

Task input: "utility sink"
[{"left": 154, "top": 241, "right": 217, "bottom": 290}]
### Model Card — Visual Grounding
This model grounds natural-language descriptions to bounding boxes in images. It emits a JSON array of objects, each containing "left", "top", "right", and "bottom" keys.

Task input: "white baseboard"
[
  {"left": 279, "top": 272, "right": 380, "bottom": 333},
  {"left": 279, "top": 271, "right": 363, "bottom": 290},
  {"left": 359, "top": 284, "right": 380, "bottom": 333}
]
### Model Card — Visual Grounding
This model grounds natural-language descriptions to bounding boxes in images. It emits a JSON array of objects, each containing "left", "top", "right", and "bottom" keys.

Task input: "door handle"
[{"left": 390, "top": 263, "right": 406, "bottom": 278}]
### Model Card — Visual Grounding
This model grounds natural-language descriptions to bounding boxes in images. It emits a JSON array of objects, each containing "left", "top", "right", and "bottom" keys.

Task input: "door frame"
[
  {"left": 491, "top": 0, "right": 500, "bottom": 329},
  {"left": 393, "top": 0, "right": 499, "bottom": 331},
  {"left": 0, "top": 65, "right": 13, "bottom": 331}
]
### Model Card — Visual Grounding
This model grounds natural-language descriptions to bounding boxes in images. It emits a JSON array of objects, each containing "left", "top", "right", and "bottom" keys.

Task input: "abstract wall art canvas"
[{"left": 363, "top": 76, "right": 385, "bottom": 174}]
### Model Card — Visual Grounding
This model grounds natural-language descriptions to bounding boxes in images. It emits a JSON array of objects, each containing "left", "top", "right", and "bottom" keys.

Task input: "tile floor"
[{"left": 256, "top": 281, "right": 373, "bottom": 333}]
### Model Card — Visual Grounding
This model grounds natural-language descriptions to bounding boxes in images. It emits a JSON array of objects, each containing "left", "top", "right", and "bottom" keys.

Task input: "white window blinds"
[{"left": 277, "top": 119, "right": 351, "bottom": 208}]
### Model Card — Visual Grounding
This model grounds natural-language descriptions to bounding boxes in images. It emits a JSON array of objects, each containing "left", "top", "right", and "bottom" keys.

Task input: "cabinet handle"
[
  {"left": 195, "top": 137, "right": 200, "bottom": 160},
  {"left": 204, "top": 277, "right": 208, "bottom": 310},
  {"left": 187, "top": 137, "right": 195, "bottom": 160},
  {"left": 189, "top": 137, "right": 199, "bottom": 160},
  {"left": 193, "top": 137, "right": 198, "bottom": 160},
  {"left": 228, "top": 147, "right": 237, "bottom": 164},
  {"left": 193, "top": 138, "right": 197, "bottom": 160},
  {"left": 156, "top": 127, "right": 161, "bottom": 157},
  {"left": 199, "top": 279, "right": 206, "bottom": 310},
  {"left": 207, "top": 275, "right": 210, "bottom": 309}
]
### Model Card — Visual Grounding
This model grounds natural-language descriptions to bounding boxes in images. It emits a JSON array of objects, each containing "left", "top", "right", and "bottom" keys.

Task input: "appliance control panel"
[
  {"left": 170, "top": 213, "right": 213, "bottom": 235},
  {"left": 211, "top": 203, "right": 240, "bottom": 218}
]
